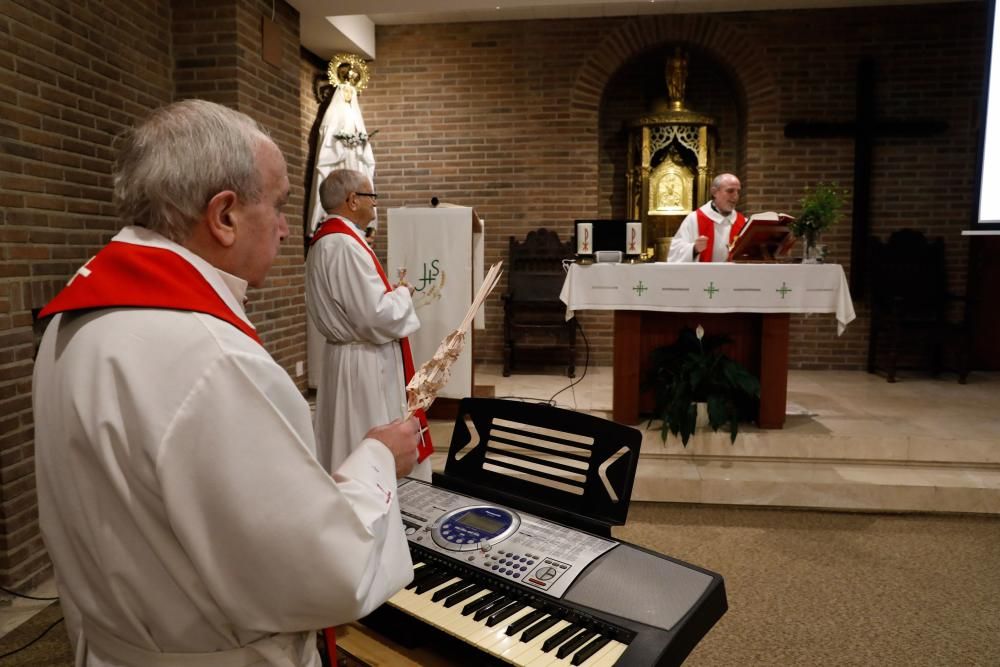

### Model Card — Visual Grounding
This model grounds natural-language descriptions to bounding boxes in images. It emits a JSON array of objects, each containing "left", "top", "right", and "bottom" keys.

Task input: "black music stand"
[{"left": 432, "top": 398, "right": 642, "bottom": 537}]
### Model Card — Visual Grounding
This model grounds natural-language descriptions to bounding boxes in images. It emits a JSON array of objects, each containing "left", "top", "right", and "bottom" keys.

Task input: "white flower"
[{"left": 696, "top": 324, "right": 704, "bottom": 340}]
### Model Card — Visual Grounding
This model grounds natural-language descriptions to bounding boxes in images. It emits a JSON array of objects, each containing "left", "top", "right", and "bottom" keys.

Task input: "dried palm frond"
[{"left": 406, "top": 261, "right": 503, "bottom": 415}]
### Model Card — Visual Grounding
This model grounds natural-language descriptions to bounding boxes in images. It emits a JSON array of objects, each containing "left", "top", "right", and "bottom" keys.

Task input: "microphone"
[{"left": 430, "top": 197, "right": 439, "bottom": 207}]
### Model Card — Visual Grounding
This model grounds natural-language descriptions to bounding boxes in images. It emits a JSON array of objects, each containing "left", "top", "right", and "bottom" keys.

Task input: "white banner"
[{"left": 387, "top": 207, "right": 484, "bottom": 399}]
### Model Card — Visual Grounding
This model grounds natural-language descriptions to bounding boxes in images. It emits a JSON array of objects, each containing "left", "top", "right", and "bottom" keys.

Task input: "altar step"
[
  {"left": 427, "top": 367, "right": 1000, "bottom": 515},
  {"left": 627, "top": 426, "right": 1000, "bottom": 514}
]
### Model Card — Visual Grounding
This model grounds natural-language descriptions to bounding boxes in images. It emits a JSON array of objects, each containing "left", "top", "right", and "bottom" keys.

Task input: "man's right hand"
[
  {"left": 365, "top": 418, "right": 420, "bottom": 478},
  {"left": 694, "top": 235, "right": 709, "bottom": 254}
]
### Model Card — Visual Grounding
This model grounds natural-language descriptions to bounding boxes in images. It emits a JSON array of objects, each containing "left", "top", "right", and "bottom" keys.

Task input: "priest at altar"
[{"left": 668, "top": 173, "right": 745, "bottom": 263}]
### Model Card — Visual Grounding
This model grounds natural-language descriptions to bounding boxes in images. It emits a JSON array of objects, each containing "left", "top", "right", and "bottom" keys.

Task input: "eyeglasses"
[{"left": 354, "top": 192, "right": 378, "bottom": 201}]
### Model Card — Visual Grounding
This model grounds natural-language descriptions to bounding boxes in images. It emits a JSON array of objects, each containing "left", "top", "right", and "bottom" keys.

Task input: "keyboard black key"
[
  {"left": 414, "top": 571, "right": 453, "bottom": 594},
  {"left": 486, "top": 601, "right": 527, "bottom": 627},
  {"left": 520, "top": 615, "right": 560, "bottom": 642},
  {"left": 405, "top": 566, "right": 439, "bottom": 590},
  {"left": 504, "top": 608, "right": 547, "bottom": 635},
  {"left": 474, "top": 596, "right": 512, "bottom": 622},
  {"left": 431, "top": 579, "right": 472, "bottom": 602},
  {"left": 444, "top": 584, "right": 483, "bottom": 608},
  {"left": 463, "top": 591, "right": 505, "bottom": 617},
  {"left": 571, "top": 635, "right": 613, "bottom": 665},
  {"left": 556, "top": 629, "right": 599, "bottom": 659},
  {"left": 542, "top": 623, "right": 585, "bottom": 653}
]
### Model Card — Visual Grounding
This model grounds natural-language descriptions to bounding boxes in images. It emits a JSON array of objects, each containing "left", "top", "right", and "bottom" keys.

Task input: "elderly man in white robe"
[
  {"left": 306, "top": 169, "right": 433, "bottom": 482},
  {"left": 33, "top": 100, "right": 420, "bottom": 667},
  {"left": 668, "top": 173, "right": 747, "bottom": 263}
]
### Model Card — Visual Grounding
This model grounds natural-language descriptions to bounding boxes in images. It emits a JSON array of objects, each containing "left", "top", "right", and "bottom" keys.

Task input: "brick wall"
[
  {"left": 361, "top": 3, "right": 984, "bottom": 370},
  {"left": 1, "top": 0, "right": 175, "bottom": 590},
  {"left": 0, "top": 0, "right": 306, "bottom": 588}
]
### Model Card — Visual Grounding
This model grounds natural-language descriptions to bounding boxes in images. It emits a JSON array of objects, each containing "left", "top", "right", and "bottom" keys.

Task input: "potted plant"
[
  {"left": 644, "top": 325, "right": 761, "bottom": 446},
  {"left": 789, "top": 183, "right": 848, "bottom": 262}
]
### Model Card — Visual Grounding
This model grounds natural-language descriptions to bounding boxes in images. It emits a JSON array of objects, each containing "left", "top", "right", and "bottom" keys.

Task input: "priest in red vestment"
[{"left": 668, "top": 173, "right": 746, "bottom": 263}]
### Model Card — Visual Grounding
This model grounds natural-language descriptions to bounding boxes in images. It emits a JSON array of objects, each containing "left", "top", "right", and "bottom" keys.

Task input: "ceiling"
[{"left": 285, "top": 0, "right": 956, "bottom": 60}]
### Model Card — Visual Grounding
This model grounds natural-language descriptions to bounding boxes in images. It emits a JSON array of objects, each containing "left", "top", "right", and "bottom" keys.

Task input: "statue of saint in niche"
[{"left": 666, "top": 47, "right": 688, "bottom": 109}]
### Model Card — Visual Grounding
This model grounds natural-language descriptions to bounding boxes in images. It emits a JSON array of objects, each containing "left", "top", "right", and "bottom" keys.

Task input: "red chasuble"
[
  {"left": 695, "top": 209, "right": 747, "bottom": 262},
  {"left": 311, "top": 218, "right": 434, "bottom": 462},
  {"left": 39, "top": 240, "right": 262, "bottom": 345}
]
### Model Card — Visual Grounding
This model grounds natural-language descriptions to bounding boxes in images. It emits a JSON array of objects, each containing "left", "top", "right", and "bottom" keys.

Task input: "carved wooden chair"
[
  {"left": 502, "top": 228, "right": 576, "bottom": 377},
  {"left": 867, "top": 228, "right": 970, "bottom": 383}
]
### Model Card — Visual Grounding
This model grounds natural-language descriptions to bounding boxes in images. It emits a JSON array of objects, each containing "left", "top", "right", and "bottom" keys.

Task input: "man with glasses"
[{"left": 307, "top": 168, "right": 433, "bottom": 481}]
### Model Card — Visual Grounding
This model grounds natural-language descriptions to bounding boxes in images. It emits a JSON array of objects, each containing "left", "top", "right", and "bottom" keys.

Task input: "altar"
[{"left": 560, "top": 263, "right": 855, "bottom": 427}]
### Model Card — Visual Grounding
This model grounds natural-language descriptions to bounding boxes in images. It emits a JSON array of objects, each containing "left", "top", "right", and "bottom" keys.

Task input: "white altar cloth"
[{"left": 560, "top": 263, "right": 856, "bottom": 335}]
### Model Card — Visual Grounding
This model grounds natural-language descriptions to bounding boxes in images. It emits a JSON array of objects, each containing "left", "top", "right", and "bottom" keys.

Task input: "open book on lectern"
[{"left": 728, "top": 211, "right": 797, "bottom": 262}]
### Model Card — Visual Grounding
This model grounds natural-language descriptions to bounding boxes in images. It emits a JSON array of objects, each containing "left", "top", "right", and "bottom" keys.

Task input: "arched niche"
[{"left": 598, "top": 43, "right": 746, "bottom": 253}]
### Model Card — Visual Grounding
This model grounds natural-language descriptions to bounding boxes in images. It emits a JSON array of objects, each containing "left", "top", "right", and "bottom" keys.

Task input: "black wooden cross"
[{"left": 784, "top": 57, "right": 948, "bottom": 294}]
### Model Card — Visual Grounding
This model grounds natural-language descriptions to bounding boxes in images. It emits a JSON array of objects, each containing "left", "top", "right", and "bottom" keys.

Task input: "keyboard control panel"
[{"left": 399, "top": 479, "right": 618, "bottom": 598}]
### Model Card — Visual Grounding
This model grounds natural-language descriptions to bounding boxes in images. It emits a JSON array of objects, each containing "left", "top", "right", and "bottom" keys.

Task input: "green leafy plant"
[
  {"left": 789, "top": 182, "right": 848, "bottom": 240},
  {"left": 644, "top": 325, "right": 761, "bottom": 446}
]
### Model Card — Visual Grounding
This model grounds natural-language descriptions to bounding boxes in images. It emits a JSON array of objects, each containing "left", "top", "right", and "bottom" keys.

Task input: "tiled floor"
[{"left": 428, "top": 365, "right": 1000, "bottom": 514}]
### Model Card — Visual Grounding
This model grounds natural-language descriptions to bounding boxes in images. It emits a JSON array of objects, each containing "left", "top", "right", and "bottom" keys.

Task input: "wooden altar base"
[{"left": 613, "top": 310, "right": 789, "bottom": 428}]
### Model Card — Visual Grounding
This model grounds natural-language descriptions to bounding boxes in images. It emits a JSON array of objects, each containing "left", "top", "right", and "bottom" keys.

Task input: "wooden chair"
[
  {"left": 867, "top": 228, "right": 970, "bottom": 383},
  {"left": 502, "top": 228, "right": 576, "bottom": 377}
]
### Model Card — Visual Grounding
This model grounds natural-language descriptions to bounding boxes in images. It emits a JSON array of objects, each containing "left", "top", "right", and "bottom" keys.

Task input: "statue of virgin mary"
[{"left": 306, "top": 54, "right": 376, "bottom": 236}]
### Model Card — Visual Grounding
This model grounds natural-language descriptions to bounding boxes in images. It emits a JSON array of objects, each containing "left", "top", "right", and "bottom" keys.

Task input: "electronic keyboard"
[{"left": 366, "top": 478, "right": 727, "bottom": 666}]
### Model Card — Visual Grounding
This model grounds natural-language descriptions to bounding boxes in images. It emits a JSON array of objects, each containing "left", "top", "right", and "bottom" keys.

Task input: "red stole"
[
  {"left": 311, "top": 218, "right": 434, "bottom": 462},
  {"left": 39, "top": 240, "right": 262, "bottom": 345},
  {"left": 695, "top": 209, "right": 747, "bottom": 262}
]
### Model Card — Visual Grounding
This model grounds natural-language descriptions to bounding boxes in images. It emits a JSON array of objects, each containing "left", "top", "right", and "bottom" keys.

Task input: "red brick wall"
[
  {"left": 1, "top": 0, "right": 175, "bottom": 589},
  {"left": 361, "top": 4, "right": 984, "bottom": 370},
  {"left": 0, "top": 0, "right": 306, "bottom": 588}
]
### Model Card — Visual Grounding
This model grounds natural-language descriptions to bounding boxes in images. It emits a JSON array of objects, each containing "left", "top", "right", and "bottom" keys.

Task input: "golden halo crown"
[{"left": 327, "top": 53, "right": 370, "bottom": 91}]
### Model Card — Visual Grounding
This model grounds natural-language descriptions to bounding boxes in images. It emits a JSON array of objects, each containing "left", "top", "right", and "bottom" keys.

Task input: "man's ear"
[{"left": 204, "top": 190, "right": 239, "bottom": 247}]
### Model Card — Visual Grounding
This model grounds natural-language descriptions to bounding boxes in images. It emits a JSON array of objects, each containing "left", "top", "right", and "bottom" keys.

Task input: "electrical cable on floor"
[
  {"left": 547, "top": 318, "right": 590, "bottom": 407},
  {"left": 0, "top": 585, "right": 58, "bottom": 601},
  {"left": 0, "top": 616, "right": 64, "bottom": 660}
]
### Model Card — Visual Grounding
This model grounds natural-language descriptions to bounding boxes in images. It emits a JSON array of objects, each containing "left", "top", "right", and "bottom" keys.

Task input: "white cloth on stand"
[
  {"left": 306, "top": 216, "right": 430, "bottom": 480},
  {"left": 33, "top": 227, "right": 412, "bottom": 667}
]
